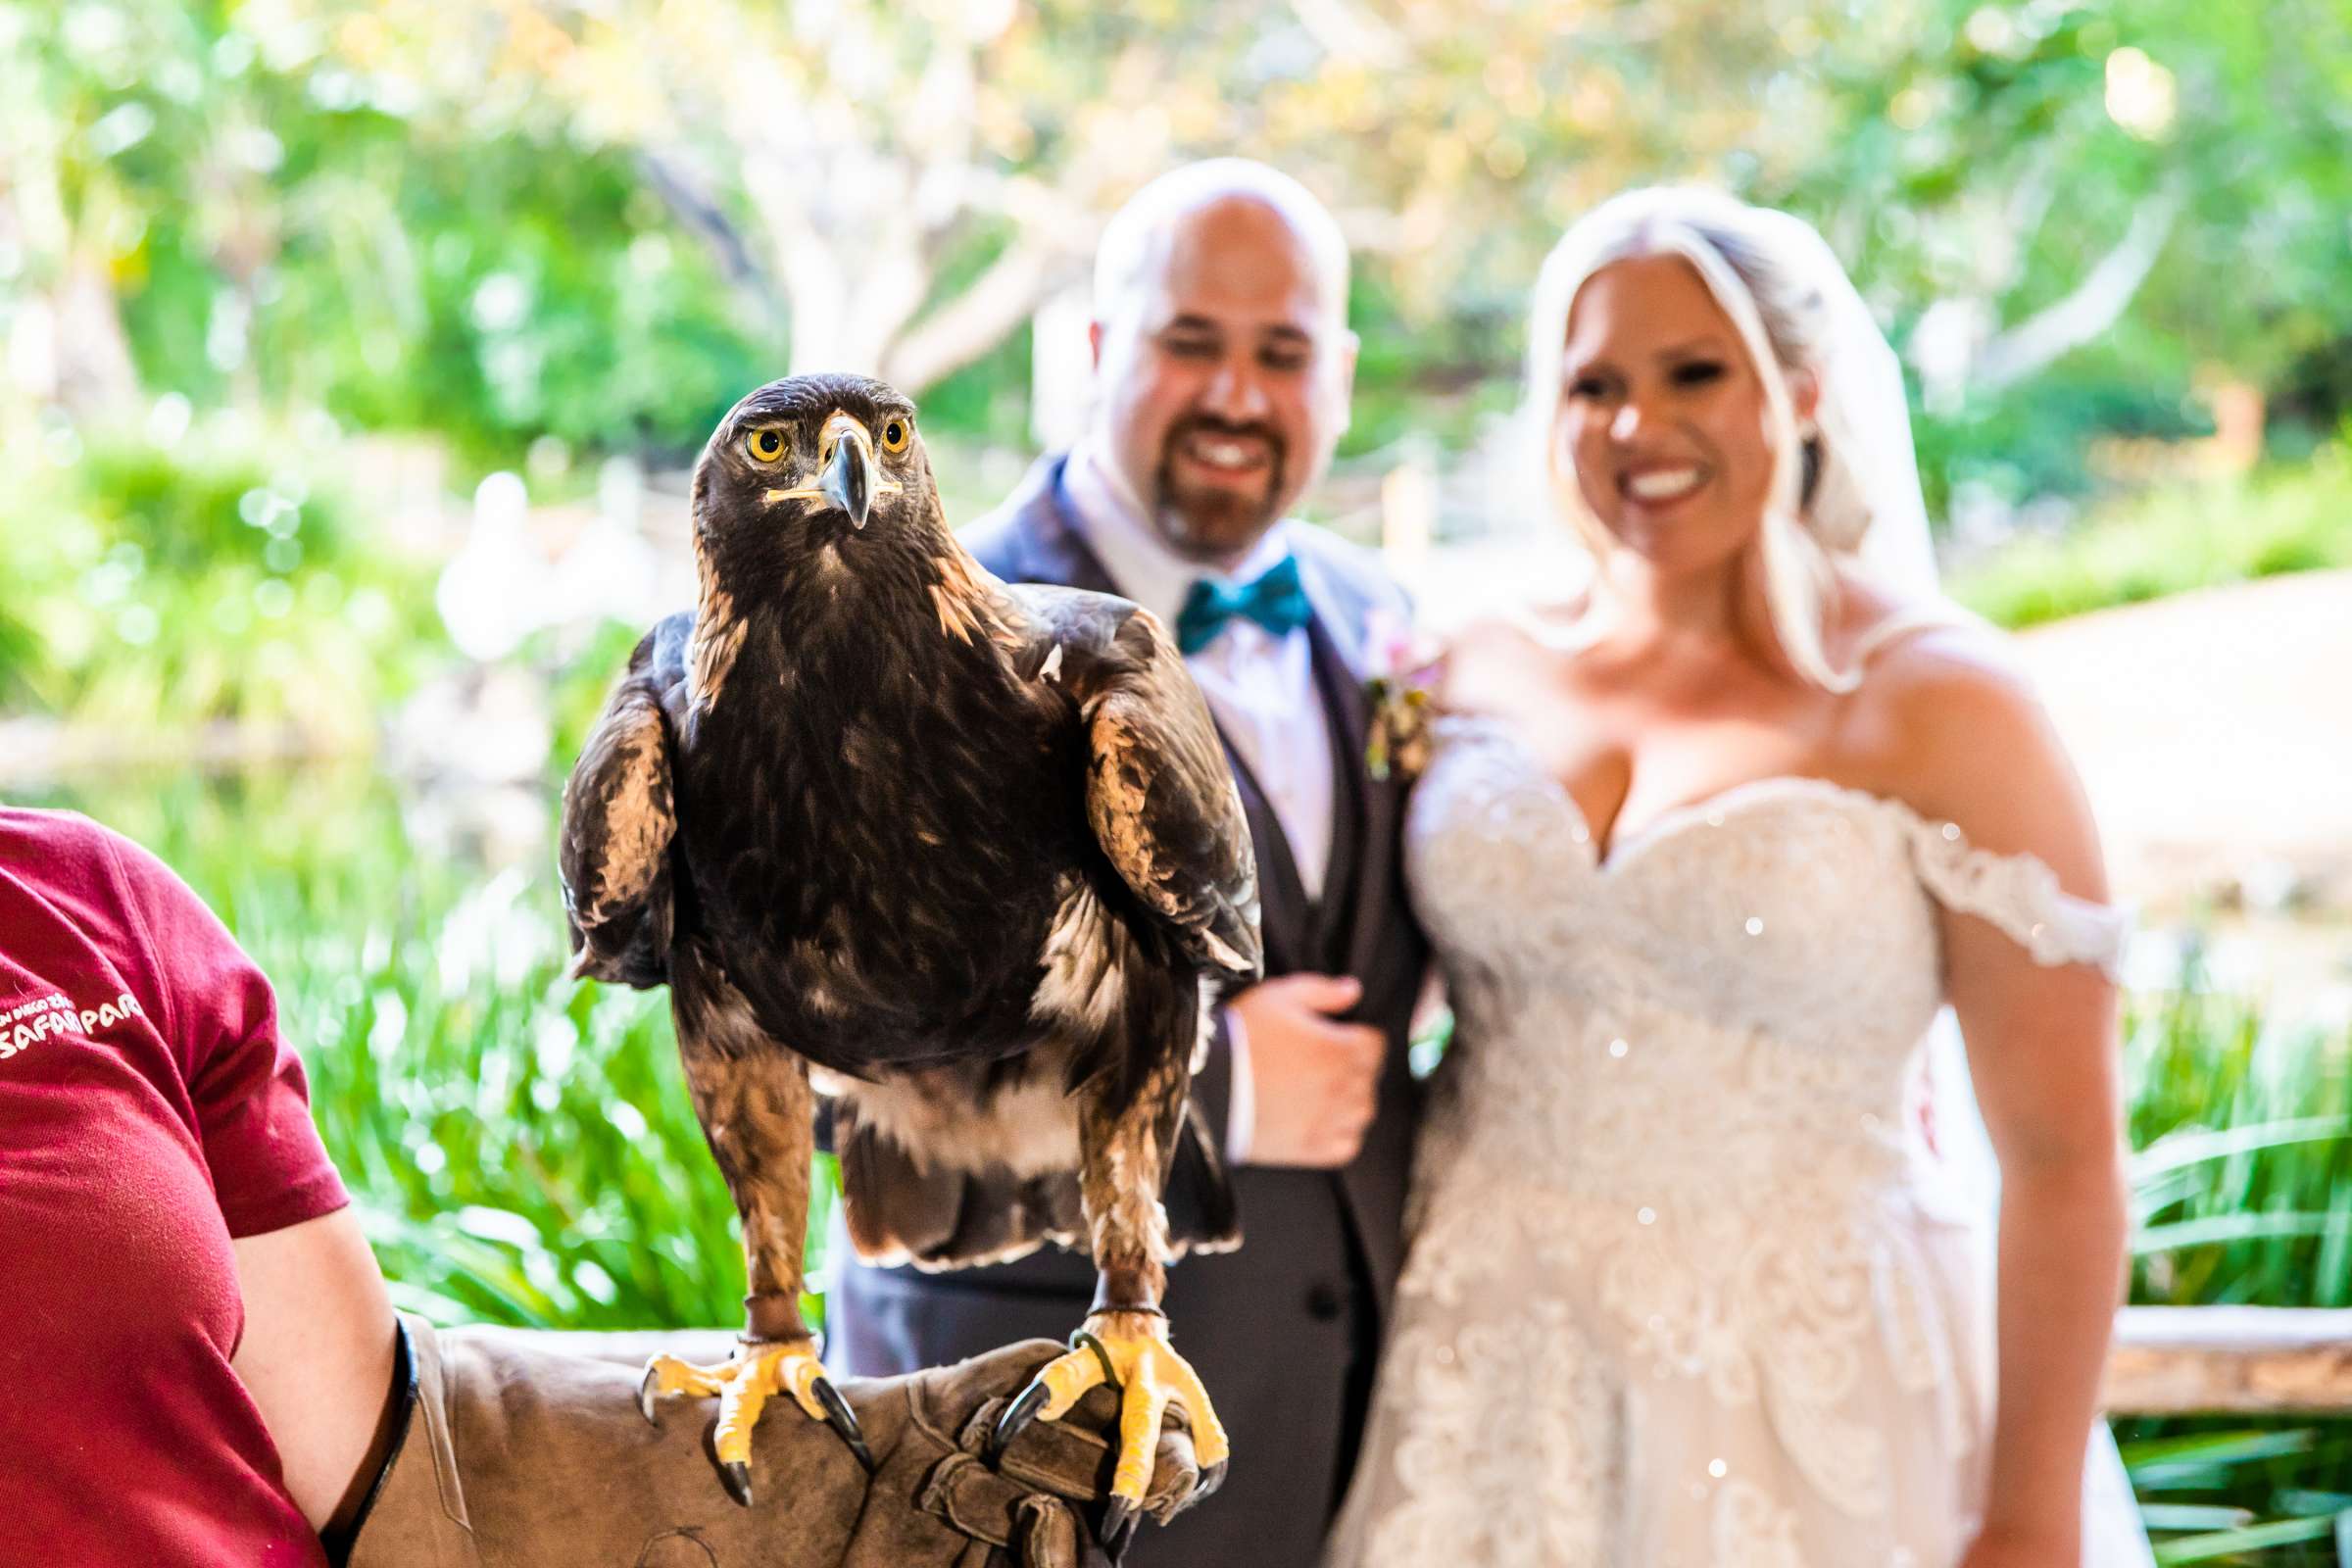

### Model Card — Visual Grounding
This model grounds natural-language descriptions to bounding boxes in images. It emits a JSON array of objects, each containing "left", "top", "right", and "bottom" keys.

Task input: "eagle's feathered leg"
[
  {"left": 992, "top": 1040, "right": 1233, "bottom": 1539},
  {"left": 638, "top": 960, "right": 872, "bottom": 1502}
]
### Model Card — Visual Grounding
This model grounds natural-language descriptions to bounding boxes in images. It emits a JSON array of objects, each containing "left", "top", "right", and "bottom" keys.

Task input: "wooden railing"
[{"left": 2105, "top": 1306, "right": 2352, "bottom": 1414}]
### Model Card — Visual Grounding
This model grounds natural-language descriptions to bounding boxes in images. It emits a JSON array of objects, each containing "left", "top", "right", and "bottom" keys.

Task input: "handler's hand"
[{"left": 1233, "top": 973, "right": 1385, "bottom": 1168}]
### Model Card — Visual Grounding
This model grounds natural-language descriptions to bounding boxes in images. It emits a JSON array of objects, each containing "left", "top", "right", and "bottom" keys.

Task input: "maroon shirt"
[{"left": 0, "top": 808, "right": 348, "bottom": 1566}]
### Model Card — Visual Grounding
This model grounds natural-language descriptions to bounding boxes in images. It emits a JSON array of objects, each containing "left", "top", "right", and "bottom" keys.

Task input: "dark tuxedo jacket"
[{"left": 825, "top": 455, "right": 1429, "bottom": 1568}]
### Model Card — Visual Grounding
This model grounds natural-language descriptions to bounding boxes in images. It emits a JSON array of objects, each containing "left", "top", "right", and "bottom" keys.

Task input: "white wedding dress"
[{"left": 1325, "top": 716, "right": 2156, "bottom": 1567}]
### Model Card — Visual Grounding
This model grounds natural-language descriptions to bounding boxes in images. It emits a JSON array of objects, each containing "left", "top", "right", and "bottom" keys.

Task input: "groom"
[{"left": 826, "top": 159, "right": 1429, "bottom": 1567}]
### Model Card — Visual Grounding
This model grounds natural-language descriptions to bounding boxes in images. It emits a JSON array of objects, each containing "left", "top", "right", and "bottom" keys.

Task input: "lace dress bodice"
[
  {"left": 1328, "top": 719, "right": 2146, "bottom": 1568},
  {"left": 1404, "top": 718, "right": 2125, "bottom": 1222}
]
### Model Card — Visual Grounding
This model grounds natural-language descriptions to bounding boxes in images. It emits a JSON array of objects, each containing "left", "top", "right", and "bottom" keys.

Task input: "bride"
[{"left": 1326, "top": 187, "right": 2154, "bottom": 1566}]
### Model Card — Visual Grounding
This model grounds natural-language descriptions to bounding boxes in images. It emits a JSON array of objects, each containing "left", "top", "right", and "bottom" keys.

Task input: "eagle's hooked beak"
[
  {"left": 819, "top": 419, "right": 872, "bottom": 531},
  {"left": 761, "top": 411, "right": 902, "bottom": 524}
]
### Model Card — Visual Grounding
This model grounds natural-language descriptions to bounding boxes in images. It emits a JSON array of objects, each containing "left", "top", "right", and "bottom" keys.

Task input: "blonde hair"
[{"left": 1524, "top": 186, "right": 1862, "bottom": 691}]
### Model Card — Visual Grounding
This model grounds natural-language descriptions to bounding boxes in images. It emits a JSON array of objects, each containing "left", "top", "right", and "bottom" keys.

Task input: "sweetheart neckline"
[
  {"left": 1427, "top": 720, "right": 2135, "bottom": 979},
  {"left": 1449, "top": 723, "right": 1939, "bottom": 877}
]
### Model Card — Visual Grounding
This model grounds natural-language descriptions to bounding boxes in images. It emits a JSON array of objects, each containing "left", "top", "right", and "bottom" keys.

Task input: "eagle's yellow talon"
[
  {"left": 779, "top": 1349, "right": 831, "bottom": 1421},
  {"left": 1170, "top": 1360, "right": 1231, "bottom": 1469},
  {"left": 639, "top": 1340, "right": 854, "bottom": 1489},
  {"left": 1037, "top": 1348, "right": 1109, "bottom": 1419},
  {"left": 1020, "top": 1309, "right": 1227, "bottom": 1511}
]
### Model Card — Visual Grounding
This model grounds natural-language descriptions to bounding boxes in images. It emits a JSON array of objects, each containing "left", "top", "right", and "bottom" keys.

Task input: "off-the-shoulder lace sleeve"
[{"left": 1902, "top": 811, "right": 2132, "bottom": 977}]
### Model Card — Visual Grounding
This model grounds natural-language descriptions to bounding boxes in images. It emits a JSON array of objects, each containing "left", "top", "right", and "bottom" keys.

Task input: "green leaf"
[
  {"left": 2118, "top": 1428, "right": 2320, "bottom": 1470},
  {"left": 2152, "top": 1513, "right": 2342, "bottom": 1563},
  {"left": 2132, "top": 1118, "right": 2352, "bottom": 1181}
]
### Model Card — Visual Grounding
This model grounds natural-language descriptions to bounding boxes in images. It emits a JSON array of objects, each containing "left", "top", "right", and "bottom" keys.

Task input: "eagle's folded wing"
[
  {"left": 558, "top": 619, "right": 687, "bottom": 988},
  {"left": 1053, "top": 597, "right": 1262, "bottom": 985}
]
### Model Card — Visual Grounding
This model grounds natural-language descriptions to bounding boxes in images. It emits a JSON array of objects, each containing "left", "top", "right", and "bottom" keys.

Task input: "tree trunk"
[
  {"left": 1973, "top": 183, "right": 2184, "bottom": 396},
  {"left": 48, "top": 261, "right": 144, "bottom": 416}
]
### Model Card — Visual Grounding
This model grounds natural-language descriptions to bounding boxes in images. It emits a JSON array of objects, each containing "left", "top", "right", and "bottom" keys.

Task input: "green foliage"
[
  {"left": 1950, "top": 444, "right": 2352, "bottom": 628},
  {"left": 2115, "top": 961, "right": 2352, "bottom": 1562},
  {"left": 0, "top": 598, "right": 43, "bottom": 710},
  {"left": 255, "top": 122, "right": 777, "bottom": 469},
  {"left": 1909, "top": 360, "right": 2214, "bottom": 521},
  {"left": 3, "top": 0, "right": 773, "bottom": 469},
  {"left": 28, "top": 766, "right": 757, "bottom": 1328},
  {"left": 2126, "top": 961, "right": 2352, "bottom": 1310},
  {"left": 0, "top": 415, "right": 440, "bottom": 745},
  {"left": 540, "top": 616, "right": 662, "bottom": 781},
  {"left": 1342, "top": 268, "right": 1522, "bottom": 462},
  {"left": 913, "top": 324, "right": 1040, "bottom": 457}
]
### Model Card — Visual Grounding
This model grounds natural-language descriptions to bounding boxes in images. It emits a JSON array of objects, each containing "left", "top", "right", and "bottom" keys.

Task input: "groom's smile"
[
  {"left": 1173, "top": 421, "right": 1279, "bottom": 482},
  {"left": 1158, "top": 414, "right": 1290, "bottom": 542}
]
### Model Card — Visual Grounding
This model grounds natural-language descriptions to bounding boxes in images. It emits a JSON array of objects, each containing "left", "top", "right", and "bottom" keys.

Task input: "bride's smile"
[
  {"left": 1551, "top": 251, "right": 1818, "bottom": 577},
  {"left": 1618, "top": 461, "right": 1710, "bottom": 509}
]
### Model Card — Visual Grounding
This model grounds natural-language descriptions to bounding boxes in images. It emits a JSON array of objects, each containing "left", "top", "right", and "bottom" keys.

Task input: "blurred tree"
[
  {"left": 7, "top": 0, "right": 2347, "bottom": 490},
  {"left": 1, "top": 0, "right": 195, "bottom": 415},
  {"left": 300, "top": 0, "right": 1244, "bottom": 390},
  {"left": 292, "top": 0, "right": 1996, "bottom": 396},
  {"left": 1774, "top": 0, "right": 2352, "bottom": 507},
  {"left": 1777, "top": 0, "right": 2352, "bottom": 395}
]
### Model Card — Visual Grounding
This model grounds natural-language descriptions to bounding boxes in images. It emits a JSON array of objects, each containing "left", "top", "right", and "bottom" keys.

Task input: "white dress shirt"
[{"left": 1062, "top": 445, "right": 1338, "bottom": 1163}]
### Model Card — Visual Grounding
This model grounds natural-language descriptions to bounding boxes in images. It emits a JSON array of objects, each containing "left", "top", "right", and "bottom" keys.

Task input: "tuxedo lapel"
[
  {"left": 1304, "top": 621, "right": 1366, "bottom": 974},
  {"left": 1291, "top": 561, "right": 1419, "bottom": 1316},
  {"left": 1017, "top": 460, "right": 1121, "bottom": 597},
  {"left": 1292, "top": 551, "right": 1409, "bottom": 986},
  {"left": 1294, "top": 548, "right": 1370, "bottom": 676},
  {"left": 1344, "top": 759, "right": 1408, "bottom": 987}
]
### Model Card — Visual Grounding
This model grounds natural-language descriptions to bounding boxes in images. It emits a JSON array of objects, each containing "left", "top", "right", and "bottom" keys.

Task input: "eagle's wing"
[
  {"left": 558, "top": 614, "right": 690, "bottom": 988},
  {"left": 1013, "top": 585, "right": 1262, "bottom": 984}
]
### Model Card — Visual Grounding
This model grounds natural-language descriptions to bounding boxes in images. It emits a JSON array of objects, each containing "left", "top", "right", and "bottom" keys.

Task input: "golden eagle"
[{"left": 559, "top": 374, "right": 1257, "bottom": 1536}]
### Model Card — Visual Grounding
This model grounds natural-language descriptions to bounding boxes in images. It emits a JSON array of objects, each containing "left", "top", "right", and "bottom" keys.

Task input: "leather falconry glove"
[{"left": 344, "top": 1317, "right": 1206, "bottom": 1568}]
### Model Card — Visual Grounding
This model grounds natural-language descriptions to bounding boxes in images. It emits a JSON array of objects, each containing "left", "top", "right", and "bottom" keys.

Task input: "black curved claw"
[
  {"left": 1196, "top": 1459, "right": 1229, "bottom": 1500},
  {"left": 988, "top": 1379, "right": 1053, "bottom": 1464},
  {"left": 721, "top": 1459, "right": 754, "bottom": 1508},
  {"left": 1101, "top": 1495, "right": 1137, "bottom": 1552},
  {"left": 637, "top": 1363, "right": 662, "bottom": 1424},
  {"left": 811, "top": 1376, "right": 877, "bottom": 1475}
]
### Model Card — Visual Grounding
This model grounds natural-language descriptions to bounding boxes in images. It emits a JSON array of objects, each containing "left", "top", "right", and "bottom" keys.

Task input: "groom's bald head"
[
  {"left": 1093, "top": 161, "right": 1352, "bottom": 334},
  {"left": 1086, "top": 160, "right": 1357, "bottom": 566}
]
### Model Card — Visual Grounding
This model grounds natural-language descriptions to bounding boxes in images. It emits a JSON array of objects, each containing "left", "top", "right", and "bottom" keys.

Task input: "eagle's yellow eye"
[
  {"left": 746, "top": 427, "right": 786, "bottom": 464},
  {"left": 880, "top": 417, "right": 911, "bottom": 454}
]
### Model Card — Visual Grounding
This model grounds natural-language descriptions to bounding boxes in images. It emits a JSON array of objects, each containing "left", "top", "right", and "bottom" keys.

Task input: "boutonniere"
[{"left": 1363, "top": 608, "right": 1444, "bottom": 784}]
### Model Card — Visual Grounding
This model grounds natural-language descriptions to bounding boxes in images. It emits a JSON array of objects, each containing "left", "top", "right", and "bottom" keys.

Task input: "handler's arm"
[
  {"left": 232, "top": 1207, "right": 403, "bottom": 1538},
  {"left": 1918, "top": 658, "right": 2128, "bottom": 1562}
]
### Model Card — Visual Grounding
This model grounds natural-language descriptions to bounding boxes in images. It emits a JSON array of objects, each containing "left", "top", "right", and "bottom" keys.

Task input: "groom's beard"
[{"left": 1152, "top": 415, "right": 1290, "bottom": 562}]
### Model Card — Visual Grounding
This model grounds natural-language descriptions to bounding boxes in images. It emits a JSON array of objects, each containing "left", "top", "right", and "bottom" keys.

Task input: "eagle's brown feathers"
[{"left": 558, "top": 372, "right": 1258, "bottom": 1286}]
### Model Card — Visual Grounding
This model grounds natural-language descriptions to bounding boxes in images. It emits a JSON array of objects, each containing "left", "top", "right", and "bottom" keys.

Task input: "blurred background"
[{"left": 5, "top": 0, "right": 2351, "bottom": 1554}]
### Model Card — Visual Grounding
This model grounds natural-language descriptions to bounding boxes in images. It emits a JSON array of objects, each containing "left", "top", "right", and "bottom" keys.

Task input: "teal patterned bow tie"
[{"left": 1174, "top": 556, "right": 1311, "bottom": 655}]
